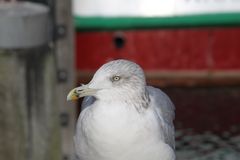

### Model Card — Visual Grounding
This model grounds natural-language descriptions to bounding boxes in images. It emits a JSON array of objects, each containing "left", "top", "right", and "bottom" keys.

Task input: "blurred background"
[{"left": 0, "top": 0, "right": 240, "bottom": 160}]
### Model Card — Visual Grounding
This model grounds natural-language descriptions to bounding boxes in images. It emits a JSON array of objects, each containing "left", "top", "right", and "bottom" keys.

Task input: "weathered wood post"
[
  {"left": 55, "top": 0, "right": 76, "bottom": 159},
  {"left": 0, "top": 2, "right": 61, "bottom": 160}
]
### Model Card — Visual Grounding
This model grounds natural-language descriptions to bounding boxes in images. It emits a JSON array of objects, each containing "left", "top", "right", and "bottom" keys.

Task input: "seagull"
[{"left": 67, "top": 59, "right": 175, "bottom": 160}]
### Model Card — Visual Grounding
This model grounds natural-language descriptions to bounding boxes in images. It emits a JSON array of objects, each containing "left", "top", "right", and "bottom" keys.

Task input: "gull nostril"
[{"left": 76, "top": 89, "right": 81, "bottom": 94}]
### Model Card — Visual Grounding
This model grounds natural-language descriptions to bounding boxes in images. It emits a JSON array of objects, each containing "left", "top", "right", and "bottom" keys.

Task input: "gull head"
[{"left": 67, "top": 59, "right": 147, "bottom": 101}]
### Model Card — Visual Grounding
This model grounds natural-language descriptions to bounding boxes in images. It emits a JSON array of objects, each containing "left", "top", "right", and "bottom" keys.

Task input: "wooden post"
[
  {"left": 0, "top": 2, "right": 62, "bottom": 160},
  {"left": 0, "top": 49, "right": 61, "bottom": 160},
  {"left": 55, "top": 0, "right": 76, "bottom": 159},
  {"left": 0, "top": 51, "right": 28, "bottom": 160}
]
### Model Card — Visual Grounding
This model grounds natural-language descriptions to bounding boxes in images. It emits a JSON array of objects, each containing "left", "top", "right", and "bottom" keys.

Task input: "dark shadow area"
[{"left": 162, "top": 86, "right": 240, "bottom": 160}]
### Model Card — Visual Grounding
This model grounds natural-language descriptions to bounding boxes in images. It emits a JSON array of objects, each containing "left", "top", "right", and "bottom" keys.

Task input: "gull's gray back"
[
  {"left": 81, "top": 96, "right": 96, "bottom": 110},
  {"left": 147, "top": 86, "right": 175, "bottom": 149}
]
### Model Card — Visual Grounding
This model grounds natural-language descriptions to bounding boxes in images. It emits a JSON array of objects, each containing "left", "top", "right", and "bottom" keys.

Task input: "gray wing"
[
  {"left": 147, "top": 86, "right": 175, "bottom": 149},
  {"left": 81, "top": 96, "right": 96, "bottom": 111}
]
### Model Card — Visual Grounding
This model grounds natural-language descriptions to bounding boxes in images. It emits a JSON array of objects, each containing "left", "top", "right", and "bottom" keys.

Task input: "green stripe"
[{"left": 74, "top": 13, "right": 240, "bottom": 31}]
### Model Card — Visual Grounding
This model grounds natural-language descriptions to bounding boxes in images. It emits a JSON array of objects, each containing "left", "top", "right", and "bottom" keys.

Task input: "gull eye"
[{"left": 112, "top": 76, "right": 121, "bottom": 81}]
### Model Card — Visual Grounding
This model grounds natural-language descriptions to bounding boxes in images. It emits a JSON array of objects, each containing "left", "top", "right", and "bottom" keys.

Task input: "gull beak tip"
[{"left": 67, "top": 88, "right": 79, "bottom": 101}]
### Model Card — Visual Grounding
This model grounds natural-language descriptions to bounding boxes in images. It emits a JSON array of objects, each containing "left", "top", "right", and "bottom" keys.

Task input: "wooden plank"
[
  {"left": 74, "top": 13, "right": 240, "bottom": 31},
  {"left": 55, "top": 0, "right": 76, "bottom": 159},
  {"left": 77, "top": 71, "right": 240, "bottom": 87},
  {"left": 75, "top": 28, "right": 240, "bottom": 71}
]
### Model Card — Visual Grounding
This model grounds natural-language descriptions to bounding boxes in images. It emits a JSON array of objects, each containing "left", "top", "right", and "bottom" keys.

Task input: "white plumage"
[{"left": 68, "top": 59, "right": 175, "bottom": 160}]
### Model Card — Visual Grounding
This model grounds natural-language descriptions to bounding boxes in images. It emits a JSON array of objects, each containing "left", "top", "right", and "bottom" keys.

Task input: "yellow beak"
[
  {"left": 66, "top": 88, "right": 79, "bottom": 101},
  {"left": 67, "top": 84, "right": 98, "bottom": 101}
]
